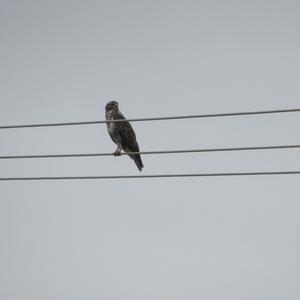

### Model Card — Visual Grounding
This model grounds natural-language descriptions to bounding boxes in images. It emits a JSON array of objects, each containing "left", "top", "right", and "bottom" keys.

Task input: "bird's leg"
[{"left": 113, "top": 146, "right": 122, "bottom": 156}]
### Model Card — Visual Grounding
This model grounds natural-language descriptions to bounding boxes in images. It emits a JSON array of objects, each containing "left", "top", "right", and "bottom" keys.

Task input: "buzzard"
[{"left": 105, "top": 101, "right": 144, "bottom": 171}]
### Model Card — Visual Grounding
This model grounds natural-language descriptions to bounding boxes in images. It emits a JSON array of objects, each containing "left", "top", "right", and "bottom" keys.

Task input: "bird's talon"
[{"left": 113, "top": 149, "right": 122, "bottom": 156}]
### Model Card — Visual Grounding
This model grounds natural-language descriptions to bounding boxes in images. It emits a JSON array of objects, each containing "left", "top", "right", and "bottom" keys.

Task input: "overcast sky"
[{"left": 1, "top": 1, "right": 300, "bottom": 299}]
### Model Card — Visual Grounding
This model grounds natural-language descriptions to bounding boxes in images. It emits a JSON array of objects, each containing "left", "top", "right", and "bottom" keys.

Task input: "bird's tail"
[{"left": 130, "top": 154, "right": 144, "bottom": 172}]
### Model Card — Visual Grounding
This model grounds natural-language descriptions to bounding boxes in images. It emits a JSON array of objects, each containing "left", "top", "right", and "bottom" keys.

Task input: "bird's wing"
[
  {"left": 114, "top": 111, "right": 139, "bottom": 151},
  {"left": 113, "top": 110, "right": 144, "bottom": 171}
]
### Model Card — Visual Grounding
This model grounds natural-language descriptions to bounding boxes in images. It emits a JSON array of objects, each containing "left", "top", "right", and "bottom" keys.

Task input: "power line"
[
  {"left": 0, "top": 108, "right": 300, "bottom": 129},
  {"left": 0, "top": 144, "right": 299, "bottom": 160},
  {"left": 0, "top": 171, "right": 299, "bottom": 181}
]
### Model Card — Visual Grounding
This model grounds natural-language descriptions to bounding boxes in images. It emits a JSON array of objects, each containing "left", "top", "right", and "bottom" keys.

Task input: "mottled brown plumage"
[{"left": 105, "top": 101, "right": 144, "bottom": 171}]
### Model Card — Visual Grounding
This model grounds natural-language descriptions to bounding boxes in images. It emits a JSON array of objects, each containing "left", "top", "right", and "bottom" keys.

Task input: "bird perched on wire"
[{"left": 105, "top": 101, "right": 144, "bottom": 171}]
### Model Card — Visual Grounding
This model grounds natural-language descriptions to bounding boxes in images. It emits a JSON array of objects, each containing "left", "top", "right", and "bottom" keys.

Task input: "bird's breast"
[
  {"left": 107, "top": 122, "right": 115, "bottom": 135},
  {"left": 106, "top": 110, "right": 118, "bottom": 139}
]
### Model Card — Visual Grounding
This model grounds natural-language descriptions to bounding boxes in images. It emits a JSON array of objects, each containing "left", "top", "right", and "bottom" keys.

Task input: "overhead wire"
[
  {"left": 0, "top": 171, "right": 300, "bottom": 181},
  {"left": 0, "top": 144, "right": 299, "bottom": 160},
  {"left": 0, "top": 107, "right": 300, "bottom": 129},
  {"left": 0, "top": 107, "right": 299, "bottom": 181}
]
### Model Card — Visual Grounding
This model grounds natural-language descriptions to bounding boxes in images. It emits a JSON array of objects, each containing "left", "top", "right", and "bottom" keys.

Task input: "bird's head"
[{"left": 105, "top": 101, "right": 119, "bottom": 112}]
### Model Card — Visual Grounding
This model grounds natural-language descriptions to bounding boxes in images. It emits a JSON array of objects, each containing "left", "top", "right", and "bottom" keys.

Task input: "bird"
[{"left": 105, "top": 101, "right": 144, "bottom": 171}]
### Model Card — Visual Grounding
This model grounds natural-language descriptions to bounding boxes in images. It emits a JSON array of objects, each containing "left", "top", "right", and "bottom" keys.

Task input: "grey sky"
[{"left": 0, "top": 1, "right": 300, "bottom": 299}]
